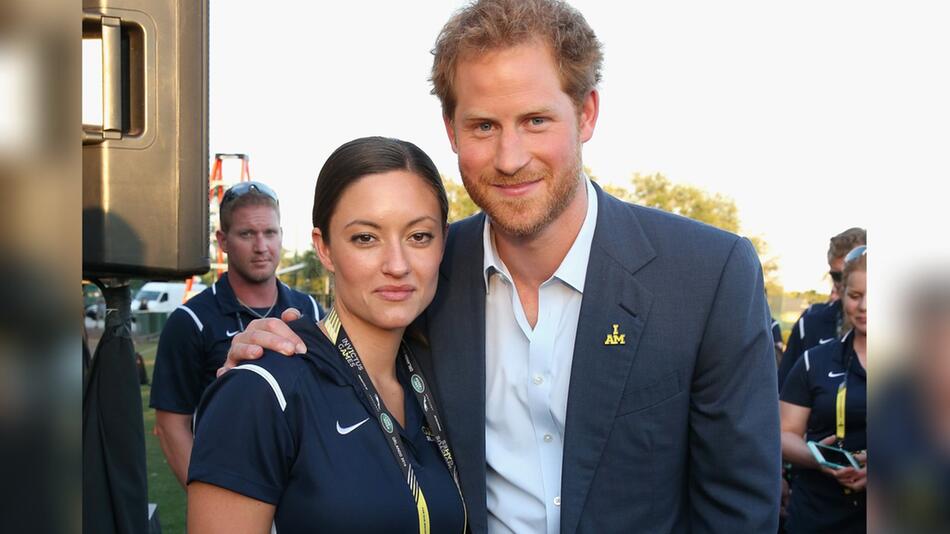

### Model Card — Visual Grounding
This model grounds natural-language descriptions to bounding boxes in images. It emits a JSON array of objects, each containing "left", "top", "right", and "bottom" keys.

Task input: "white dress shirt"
[{"left": 483, "top": 177, "right": 598, "bottom": 534}]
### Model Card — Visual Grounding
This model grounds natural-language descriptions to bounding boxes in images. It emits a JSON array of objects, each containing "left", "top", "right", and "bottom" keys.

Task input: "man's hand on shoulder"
[{"left": 218, "top": 308, "right": 308, "bottom": 378}]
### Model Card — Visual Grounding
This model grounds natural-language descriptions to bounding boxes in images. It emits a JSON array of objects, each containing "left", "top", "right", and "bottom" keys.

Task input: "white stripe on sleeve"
[
  {"left": 234, "top": 364, "right": 288, "bottom": 412},
  {"left": 309, "top": 295, "right": 320, "bottom": 319},
  {"left": 176, "top": 305, "right": 203, "bottom": 332}
]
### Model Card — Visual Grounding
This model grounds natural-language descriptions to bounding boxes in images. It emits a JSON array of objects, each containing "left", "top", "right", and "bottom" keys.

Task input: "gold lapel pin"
[{"left": 604, "top": 324, "right": 626, "bottom": 345}]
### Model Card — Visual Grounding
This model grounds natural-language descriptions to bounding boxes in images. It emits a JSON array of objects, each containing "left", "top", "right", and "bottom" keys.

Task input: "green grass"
[{"left": 138, "top": 339, "right": 188, "bottom": 534}]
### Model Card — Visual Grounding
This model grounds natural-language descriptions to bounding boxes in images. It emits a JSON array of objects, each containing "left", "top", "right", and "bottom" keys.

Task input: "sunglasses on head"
[
  {"left": 221, "top": 181, "right": 279, "bottom": 208},
  {"left": 845, "top": 245, "right": 867, "bottom": 264}
]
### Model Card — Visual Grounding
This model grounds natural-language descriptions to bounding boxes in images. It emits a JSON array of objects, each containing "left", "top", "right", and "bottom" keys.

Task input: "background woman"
[{"left": 779, "top": 245, "right": 867, "bottom": 533}]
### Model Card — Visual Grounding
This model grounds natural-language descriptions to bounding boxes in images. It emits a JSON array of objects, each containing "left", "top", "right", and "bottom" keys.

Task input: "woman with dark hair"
[
  {"left": 187, "top": 137, "right": 465, "bottom": 533},
  {"left": 779, "top": 245, "right": 867, "bottom": 533}
]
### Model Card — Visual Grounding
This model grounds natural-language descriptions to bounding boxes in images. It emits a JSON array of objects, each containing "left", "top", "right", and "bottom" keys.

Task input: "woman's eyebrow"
[
  {"left": 404, "top": 215, "right": 439, "bottom": 227},
  {"left": 343, "top": 216, "right": 440, "bottom": 230},
  {"left": 343, "top": 219, "right": 381, "bottom": 229}
]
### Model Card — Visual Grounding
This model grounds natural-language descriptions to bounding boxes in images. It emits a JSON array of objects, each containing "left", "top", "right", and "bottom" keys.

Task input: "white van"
[{"left": 131, "top": 281, "right": 206, "bottom": 313}]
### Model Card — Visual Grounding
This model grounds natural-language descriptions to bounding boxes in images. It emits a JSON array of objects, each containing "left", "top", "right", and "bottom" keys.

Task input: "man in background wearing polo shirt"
[{"left": 150, "top": 182, "right": 323, "bottom": 487}]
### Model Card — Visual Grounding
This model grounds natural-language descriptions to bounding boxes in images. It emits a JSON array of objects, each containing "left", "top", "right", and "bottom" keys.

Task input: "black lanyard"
[{"left": 323, "top": 308, "right": 466, "bottom": 534}]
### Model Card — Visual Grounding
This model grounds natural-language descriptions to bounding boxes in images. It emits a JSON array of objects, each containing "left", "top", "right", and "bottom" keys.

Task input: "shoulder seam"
[{"left": 696, "top": 235, "right": 745, "bottom": 345}]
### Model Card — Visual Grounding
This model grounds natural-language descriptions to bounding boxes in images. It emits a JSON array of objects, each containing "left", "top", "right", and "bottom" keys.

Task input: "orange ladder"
[{"left": 208, "top": 153, "right": 251, "bottom": 280}]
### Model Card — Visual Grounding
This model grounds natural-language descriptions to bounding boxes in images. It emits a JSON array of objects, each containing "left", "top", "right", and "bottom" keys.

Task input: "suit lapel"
[
  {"left": 561, "top": 185, "right": 657, "bottom": 534},
  {"left": 426, "top": 214, "right": 489, "bottom": 533}
]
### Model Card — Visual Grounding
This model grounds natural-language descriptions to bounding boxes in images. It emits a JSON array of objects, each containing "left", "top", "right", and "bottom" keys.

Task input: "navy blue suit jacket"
[{"left": 416, "top": 182, "right": 781, "bottom": 533}]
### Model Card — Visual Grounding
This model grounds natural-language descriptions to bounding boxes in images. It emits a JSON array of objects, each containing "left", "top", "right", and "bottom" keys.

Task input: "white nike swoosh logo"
[
  {"left": 226, "top": 330, "right": 240, "bottom": 337},
  {"left": 828, "top": 371, "right": 846, "bottom": 378},
  {"left": 819, "top": 337, "right": 835, "bottom": 344},
  {"left": 336, "top": 418, "right": 370, "bottom": 435}
]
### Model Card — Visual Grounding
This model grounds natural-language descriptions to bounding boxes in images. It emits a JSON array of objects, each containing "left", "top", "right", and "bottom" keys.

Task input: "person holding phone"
[{"left": 779, "top": 245, "right": 867, "bottom": 533}]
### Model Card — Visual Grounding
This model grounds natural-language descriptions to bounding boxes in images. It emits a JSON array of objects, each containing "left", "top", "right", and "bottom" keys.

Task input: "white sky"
[{"left": 59, "top": 1, "right": 909, "bottom": 308}]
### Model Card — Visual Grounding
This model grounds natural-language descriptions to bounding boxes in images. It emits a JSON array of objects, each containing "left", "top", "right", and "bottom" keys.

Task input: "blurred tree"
[
  {"left": 629, "top": 172, "right": 739, "bottom": 233},
  {"left": 595, "top": 171, "right": 782, "bottom": 296},
  {"left": 279, "top": 249, "right": 331, "bottom": 305},
  {"left": 583, "top": 165, "right": 599, "bottom": 183},
  {"left": 786, "top": 289, "right": 831, "bottom": 307},
  {"left": 444, "top": 177, "right": 480, "bottom": 222},
  {"left": 586, "top": 166, "right": 635, "bottom": 203},
  {"left": 748, "top": 236, "right": 783, "bottom": 304}
]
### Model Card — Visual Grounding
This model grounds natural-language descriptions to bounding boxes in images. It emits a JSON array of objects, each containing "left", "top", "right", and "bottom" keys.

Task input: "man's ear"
[
  {"left": 443, "top": 114, "right": 459, "bottom": 154},
  {"left": 215, "top": 229, "right": 228, "bottom": 254},
  {"left": 312, "top": 228, "right": 334, "bottom": 273},
  {"left": 578, "top": 89, "right": 600, "bottom": 144}
]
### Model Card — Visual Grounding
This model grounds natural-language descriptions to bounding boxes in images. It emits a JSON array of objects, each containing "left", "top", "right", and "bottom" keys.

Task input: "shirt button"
[
  {"left": 532, "top": 375, "right": 544, "bottom": 385},
  {"left": 554, "top": 496, "right": 561, "bottom": 507},
  {"left": 543, "top": 434, "right": 553, "bottom": 443}
]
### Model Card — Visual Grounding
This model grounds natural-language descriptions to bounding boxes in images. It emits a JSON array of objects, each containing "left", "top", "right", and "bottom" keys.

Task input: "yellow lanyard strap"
[
  {"left": 835, "top": 381, "right": 847, "bottom": 441},
  {"left": 416, "top": 490, "right": 430, "bottom": 534}
]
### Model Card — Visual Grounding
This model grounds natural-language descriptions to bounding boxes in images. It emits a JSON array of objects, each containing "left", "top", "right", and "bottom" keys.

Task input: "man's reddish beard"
[
  {"left": 477, "top": 169, "right": 547, "bottom": 188},
  {"left": 462, "top": 157, "right": 582, "bottom": 238}
]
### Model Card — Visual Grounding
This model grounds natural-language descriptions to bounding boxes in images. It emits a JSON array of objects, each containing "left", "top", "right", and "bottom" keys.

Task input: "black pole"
[{"left": 83, "top": 280, "right": 148, "bottom": 534}]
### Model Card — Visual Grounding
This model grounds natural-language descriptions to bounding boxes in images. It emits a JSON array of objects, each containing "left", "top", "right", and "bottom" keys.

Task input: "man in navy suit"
[{"left": 227, "top": 1, "right": 780, "bottom": 531}]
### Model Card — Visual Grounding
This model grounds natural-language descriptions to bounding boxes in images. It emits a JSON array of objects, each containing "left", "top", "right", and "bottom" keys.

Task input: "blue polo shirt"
[
  {"left": 778, "top": 300, "right": 843, "bottom": 389},
  {"left": 780, "top": 330, "right": 866, "bottom": 534},
  {"left": 150, "top": 273, "right": 323, "bottom": 414},
  {"left": 188, "top": 318, "right": 465, "bottom": 533}
]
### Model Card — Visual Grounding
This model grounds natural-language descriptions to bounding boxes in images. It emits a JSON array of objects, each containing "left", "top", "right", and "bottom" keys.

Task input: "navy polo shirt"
[
  {"left": 188, "top": 318, "right": 465, "bottom": 533},
  {"left": 780, "top": 330, "right": 866, "bottom": 534},
  {"left": 778, "top": 300, "right": 843, "bottom": 389},
  {"left": 150, "top": 273, "right": 323, "bottom": 414}
]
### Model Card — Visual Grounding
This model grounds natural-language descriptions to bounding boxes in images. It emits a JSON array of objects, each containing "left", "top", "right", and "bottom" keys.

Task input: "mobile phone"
[{"left": 807, "top": 441, "right": 860, "bottom": 470}]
